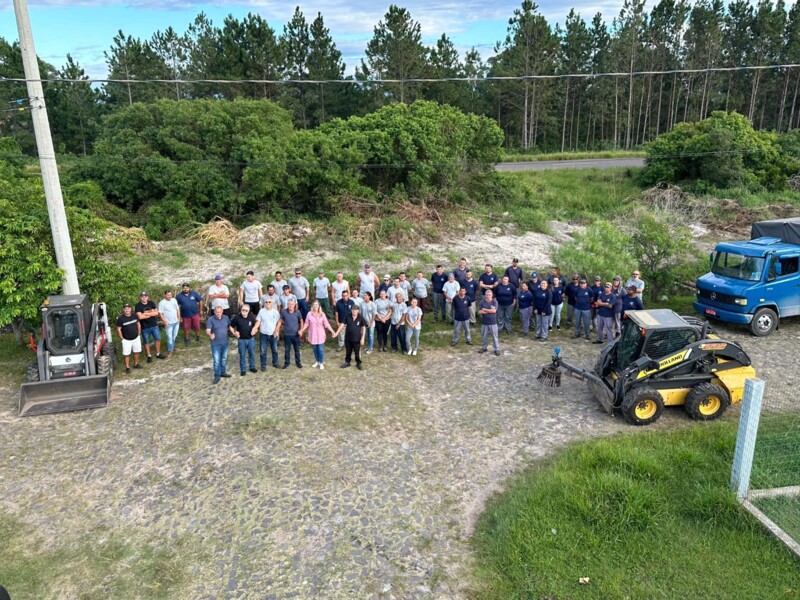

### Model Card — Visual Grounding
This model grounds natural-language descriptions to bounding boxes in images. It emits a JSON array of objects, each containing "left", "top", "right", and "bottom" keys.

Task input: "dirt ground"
[{"left": 3, "top": 222, "right": 799, "bottom": 599}]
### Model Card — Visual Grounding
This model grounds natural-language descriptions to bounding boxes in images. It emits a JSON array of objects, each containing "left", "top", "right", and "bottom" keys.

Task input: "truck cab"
[{"left": 694, "top": 219, "right": 800, "bottom": 336}]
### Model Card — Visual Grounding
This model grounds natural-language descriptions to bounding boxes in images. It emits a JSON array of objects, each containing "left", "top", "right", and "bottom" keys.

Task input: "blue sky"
[{"left": 0, "top": 0, "right": 624, "bottom": 80}]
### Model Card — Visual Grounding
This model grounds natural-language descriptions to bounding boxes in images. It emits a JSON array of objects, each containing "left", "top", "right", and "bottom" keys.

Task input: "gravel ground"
[{"left": 1, "top": 316, "right": 797, "bottom": 599}]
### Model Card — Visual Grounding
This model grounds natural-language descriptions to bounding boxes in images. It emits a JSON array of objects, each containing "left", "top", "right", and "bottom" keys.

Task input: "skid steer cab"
[
  {"left": 540, "top": 309, "right": 756, "bottom": 426},
  {"left": 19, "top": 294, "right": 117, "bottom": 417}
]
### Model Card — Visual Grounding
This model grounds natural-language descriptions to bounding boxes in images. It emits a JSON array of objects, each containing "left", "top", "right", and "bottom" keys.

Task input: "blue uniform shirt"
[
  {"left": 495, "top": 284, "right": 515, "bottom": 307},
  {"left": 431, "top": 272, "right": 448, "bottom": 294},
  {"left": 597, "top": 292, "right": 615, "bottom": 318},
  {"left": 533, "top": 289, "right": 553, "bottom": 315},
  {"left": 479, "top": 273, "right": 498, "bottom": 294},
  {"left": 463, "top": 279, "right": 479, "bottom": 302},
  {"left": 517, "top": 290, "right": 533, "bottom": 309},
  {"left": 452, "top": 296, "right": 472, "bottom": 322},
  {"left": 574, "top": 287, "right": 594, "bottom": 311},
  {"left": 550, "top": 286, "right": 565, "bottom": 306},
  {"left": 621, "top": 294, "right": 644, "bottom": 316}
]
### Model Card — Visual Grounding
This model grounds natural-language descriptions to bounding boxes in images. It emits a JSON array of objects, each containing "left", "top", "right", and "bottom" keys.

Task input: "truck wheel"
[
  {"left": 749, "top": 307, "right": 777, "bottom": 337},
  {"left": 684, "top": 382, "right": 729, "bottom": 421},
  {"left": 25, "top": 362, "right": 40, "bottom": 383},
  {"left": 96, "top": 355, "right": 113, "bottom": 379},
  {"left": 621, "top": 387, "right": 664, "bottom": 426}
]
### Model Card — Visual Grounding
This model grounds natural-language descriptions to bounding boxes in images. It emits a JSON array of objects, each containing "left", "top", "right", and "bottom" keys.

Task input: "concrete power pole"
[{"left": 13, "top": 0, "right": 80, "bottom": 295}]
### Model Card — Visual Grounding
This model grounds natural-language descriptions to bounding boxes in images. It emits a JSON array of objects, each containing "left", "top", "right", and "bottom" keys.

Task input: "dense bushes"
[
  {"left": 0, "top": 153, "right": 145, "bottom": 341},
  {"left": 640, "top": 112, "right": 790, "bottom": 191},
  {"left": 70, "top": 98, "right": 504, "bottom": 238}
]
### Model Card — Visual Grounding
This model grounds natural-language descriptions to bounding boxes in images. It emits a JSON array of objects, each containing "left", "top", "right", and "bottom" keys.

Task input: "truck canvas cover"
[{"left": 751, "top": 217, "right": 800, "bottom": 245}]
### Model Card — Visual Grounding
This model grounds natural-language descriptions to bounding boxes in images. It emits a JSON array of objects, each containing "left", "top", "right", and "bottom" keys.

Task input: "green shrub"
[
  {"left": 551, "top": 220, "right": 636, "bottom": 280},
  {"left": 143, "top": 198, "right": 195, "bottom": 240}
]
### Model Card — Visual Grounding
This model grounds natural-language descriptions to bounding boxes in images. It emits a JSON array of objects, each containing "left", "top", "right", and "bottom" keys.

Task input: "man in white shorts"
[{"left": 116, "top": 303, "right": 142, "bottom": 374}]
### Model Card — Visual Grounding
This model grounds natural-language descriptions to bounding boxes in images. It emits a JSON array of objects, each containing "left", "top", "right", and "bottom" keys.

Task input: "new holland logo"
[{"left": 637, "top": 349, "right": 692, "bottom": 379}]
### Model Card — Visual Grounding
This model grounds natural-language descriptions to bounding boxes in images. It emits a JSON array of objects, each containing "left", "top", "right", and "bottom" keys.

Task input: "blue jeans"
[
  {"left": 211, "top": 343, "right": 229, "bottom": 379},
  {"left": 238, "top": 337, "right": 256, "bottom": 372},
  {"left": 260, "top": 333, "right": 279, "bottom": 367},
  {"left": 142, "top": 325, "right": 161, "bottom": 344},
  {"left": 366, "top": 323, "right": 375, "bottom": 350},
  {"left": 297, "top": 298, "right": 309, "bottom": 319},
  {"left": 284, "top": 334, "right": 301, "bottom": 366},
  {"left": 552, "top": 303, "right": 563, "bottom": 327},
  {"left": 405, "top": 327, "right": 420, "bottom": 351},
  {"left": 312, "top": 343, "right": 325, "bottom": 364},
  {"left": 164, "top": 322, "right": 179, "bottom": 352},
  {"left": 391, "top": 324, "right": 407, "bottom": 352}
]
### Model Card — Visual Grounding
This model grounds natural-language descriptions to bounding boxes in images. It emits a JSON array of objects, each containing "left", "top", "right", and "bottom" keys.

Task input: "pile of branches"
[{"left": 188, "top": 218, "right": 312, "bottom": 249}]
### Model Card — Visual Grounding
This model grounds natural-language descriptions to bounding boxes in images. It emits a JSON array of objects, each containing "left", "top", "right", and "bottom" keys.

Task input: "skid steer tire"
[
  {"left": 25, "top": 362, "right": 40, "bottom": 383},
  {"left": 684, "top": 382, "right": 729, "bottom": 421},
  {"left": 102, "top": 342, "right": 118, "bottom": 367},
  {"left": 96, "top": 355, "right": 113, "bottom": 381},
  {"left": 621, "top": 387, "right": 664, "bottom": 426}
]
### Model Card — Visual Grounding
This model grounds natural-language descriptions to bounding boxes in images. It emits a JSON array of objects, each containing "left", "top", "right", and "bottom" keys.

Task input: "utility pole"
[{"left": 13, "top": 0, "right": 80, "bottom": 295}]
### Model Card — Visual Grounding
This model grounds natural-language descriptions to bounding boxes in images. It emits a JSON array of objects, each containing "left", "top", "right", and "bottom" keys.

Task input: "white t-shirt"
[
  {"left": 331, "top": 279, "right": 350, "bottom": 301},
  {"left": 209, "top": 283, "right": 230, "bottom": 309},
  {"left": 256, "top": 308, "right": 281, "bottom": 335},
  {"left": 240, "top": 279, "right": 262, "bottom": 302},
  {"left": 158, "top": 298, "right": 180, "bottom": 324},
  {"left": 358, "top": 271, "right": 376, "bottom": 295}
]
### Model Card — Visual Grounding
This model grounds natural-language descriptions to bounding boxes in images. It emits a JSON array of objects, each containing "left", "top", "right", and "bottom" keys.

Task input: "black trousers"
[
  {"left": 344, "top": 340, "right": 362, "bottom": 365},
  {"left": 376, "top": 320, "right": 390, "bottom": 347}
]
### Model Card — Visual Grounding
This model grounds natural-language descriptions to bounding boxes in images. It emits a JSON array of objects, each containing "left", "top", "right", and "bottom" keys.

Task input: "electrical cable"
[{"left": 2, "top": 63, "right": 800, "bottom": 86}]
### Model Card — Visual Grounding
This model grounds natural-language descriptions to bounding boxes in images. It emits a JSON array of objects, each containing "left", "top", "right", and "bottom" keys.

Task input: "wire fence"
[{"left": 733, "top": 378, "right": 800, "bottom": 558}]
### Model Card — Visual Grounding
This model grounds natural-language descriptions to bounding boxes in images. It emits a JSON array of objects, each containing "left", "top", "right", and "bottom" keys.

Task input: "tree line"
[{"left": 2, "top": 0, "right": 800, "bottom": 156}]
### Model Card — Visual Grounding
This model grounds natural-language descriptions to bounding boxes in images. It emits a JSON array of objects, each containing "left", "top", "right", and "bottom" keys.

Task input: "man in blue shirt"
[
  {"left": 430, "top": 265, "right": 448, "bottom": 323},
  {"left": 621, "top": 285, "right": 644, "bottom": 317},
  {"left": 495, "top": 275, "right": 516, "bottom": 334},
  {"left": 206, "top": 306, "right": 232, "bottom": 383},
  {"left": 504, "top": 258, "right": 524, "bottom": 290},
  {"left": 335, "top": 290, "right": 356, "bottom": 352},
  {"left": 564, "top": 273, "right": 580, "bottom": 327},
  {"left": 573, "top": 279, "right": 594, "bottom": 340},
  {"left": 463, "top": 269, "right": 479, "bottom": 324},
  {"left": 451, "top": 287, "right": 473, "bottom": 346},
  {"left": 517, "top": 282, "right": 534, "bottom": 336},
  {"left": 533, "top": 281, "right": 553, "bottom": 341},
  {"left": 594, "top": 283, "right": 616, "bottom": 344},
  {"left": 276, "top": 299, "right": 304, "bottom": 368},
  {"left": 452, "top": 257, "right": 469, "bottom": 288},
  {"left": 590, "top": 276, "right": 603, "bottom": 332},
  {"left": 175, "top": 282, "right": 204, "bottom": 346},
  {"left": 478, "top": 264, "right": 499, "bottom": 300},
  {"left": 478, "top": 290, "right": 500, "bottom": 356}
]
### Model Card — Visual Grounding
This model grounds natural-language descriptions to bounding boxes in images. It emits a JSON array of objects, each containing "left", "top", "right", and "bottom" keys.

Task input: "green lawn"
[
  {"left": 471, "top": 420, "right": 800, "bottom": 599},
  {"left": 501, "top": 150, "right": 646, "bottom": 163}
]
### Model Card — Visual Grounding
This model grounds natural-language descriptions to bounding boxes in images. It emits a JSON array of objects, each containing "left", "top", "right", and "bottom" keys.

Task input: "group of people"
[{"left": 114, "top": 261, "right": 646, "bottom": 381}]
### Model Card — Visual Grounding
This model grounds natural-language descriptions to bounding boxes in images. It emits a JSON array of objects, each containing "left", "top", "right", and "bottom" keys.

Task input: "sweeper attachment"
[
  {"left": 537, "top": 309, "right": 756, "bottom": 425},
  {"left": 19, "top": 295, "right": 116, "bottom": 417}
]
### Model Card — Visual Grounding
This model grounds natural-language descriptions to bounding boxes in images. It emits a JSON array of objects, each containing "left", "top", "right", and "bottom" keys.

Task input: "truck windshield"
[{"left": 712, "top": 252, "right": 765, "bottom": 282}]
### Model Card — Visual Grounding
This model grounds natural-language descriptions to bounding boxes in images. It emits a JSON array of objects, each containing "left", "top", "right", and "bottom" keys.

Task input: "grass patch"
[
  {"left": 471, "top": 420, "right": 800, "bottom": 599},
  {"left": 502, "top": 150, "right": 646, "bottom": 163},
  {"left": 491, "top": 169, "right": 642, "bottom": 229},
  {"left": 231, "top": 413, "right": 288, "bottom": 440},
  {"left": 0, "top": 333, "right": 33, "bottom": 382},
  {"left": 751, "top": 416, "right": 800, "bottom": 489},
  {"left": 0, "top": 512, "right": 199, "bottom": 599},
  {"left": 753, "top": 495, "right": 800, "bottom": 542}
]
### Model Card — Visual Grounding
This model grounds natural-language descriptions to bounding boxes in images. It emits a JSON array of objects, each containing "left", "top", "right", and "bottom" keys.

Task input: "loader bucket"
[
  {"left": 19, "top": 375, "right": 109, "bottom": 417},
  {"left": 587, "top": 377, "right": 615, "bottom": 414}
]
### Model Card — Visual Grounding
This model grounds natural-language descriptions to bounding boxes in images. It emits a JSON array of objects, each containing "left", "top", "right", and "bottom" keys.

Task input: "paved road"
[{"left": 496, "top": 157, "right": 645, "bottom": 171}]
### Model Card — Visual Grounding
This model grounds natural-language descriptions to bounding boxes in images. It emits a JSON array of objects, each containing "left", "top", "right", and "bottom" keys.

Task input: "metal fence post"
[{"left": 731, "top": 378, "right": 765, "bottom": 500}]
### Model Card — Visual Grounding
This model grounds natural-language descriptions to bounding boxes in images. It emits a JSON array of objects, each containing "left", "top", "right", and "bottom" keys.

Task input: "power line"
[{"left": 2, "top": 63, "right": 800, "bottom": 86}]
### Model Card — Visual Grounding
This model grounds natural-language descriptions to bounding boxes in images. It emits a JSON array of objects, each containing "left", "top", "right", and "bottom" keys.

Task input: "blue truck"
[{"left": 693, "top": 218, "right": 800, "bottom": 336}]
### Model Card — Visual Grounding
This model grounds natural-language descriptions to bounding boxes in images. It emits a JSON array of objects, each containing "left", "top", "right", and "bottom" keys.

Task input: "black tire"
[
  {"left": 621, "top": 387, "right": 664, "bottom": 426},
  {"left": 102, "top": 341, "right": 118, "bottom": 367},
  {"left": 25, "top": 362, "right": 39, "bottom": 383},
  {"left": 684, "top": 382, "right": 729, "bottom": 421},
  {"left": 749, "top": 307, "right": 778, "bottom": 337},
  {"left": 96, "top": 355, "right": 113, "bottom": 380}
]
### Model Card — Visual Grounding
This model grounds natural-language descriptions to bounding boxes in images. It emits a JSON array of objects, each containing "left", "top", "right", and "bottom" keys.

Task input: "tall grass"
[
  {"left": 502, "top": 150, "right": 646, "bottom": 163},
  {"left": 471, "top": 420, "right": 800, "bottom": 599}
]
